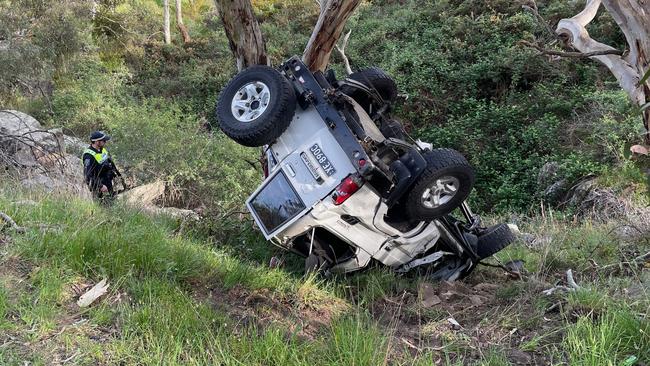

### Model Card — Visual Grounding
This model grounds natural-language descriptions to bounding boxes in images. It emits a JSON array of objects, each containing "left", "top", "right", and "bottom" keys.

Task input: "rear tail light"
[{"left": 332, "top": 174, "right": 363, "bottom": 205}]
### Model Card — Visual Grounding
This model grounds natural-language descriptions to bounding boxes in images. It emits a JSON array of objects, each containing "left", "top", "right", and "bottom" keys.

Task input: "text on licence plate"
[{"left": 309, "top": 143, "right": 336, "bottom": 177}]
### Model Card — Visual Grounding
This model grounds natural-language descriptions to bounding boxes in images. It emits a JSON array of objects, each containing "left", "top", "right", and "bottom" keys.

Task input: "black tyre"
[
  {"left": 405, "top": 148, "right": 475, "bottom": 220},
  {"left": 379, "top": 118, "right": 406, "bottom": 139},
  {"left": 339, "top": 67, "right": 398, "bottom": 113},
  {"left": 216, "top": 65, "right": 296, "bottom": 147},
  {"left": 476, "top": 223, "right": 515, "bottom": 259},
  {"left": 304, "top": 253, "right": 329, "bottom": 275}
]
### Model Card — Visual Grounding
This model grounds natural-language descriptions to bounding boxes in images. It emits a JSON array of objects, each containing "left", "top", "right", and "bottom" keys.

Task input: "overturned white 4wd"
[{"left": 216, "top": 56, "right": 515, "bottom": 280}]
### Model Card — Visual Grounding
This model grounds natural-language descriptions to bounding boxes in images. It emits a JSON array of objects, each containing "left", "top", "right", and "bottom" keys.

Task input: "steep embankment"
[
  {"left": 1, "top": 189, "right": 648, "bottom": 365},
  {"left": 1, "top": 0, "right": 649, "bottom": 364}
]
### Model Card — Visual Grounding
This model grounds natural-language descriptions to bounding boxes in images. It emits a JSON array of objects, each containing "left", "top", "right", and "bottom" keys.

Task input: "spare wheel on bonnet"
[{"left": 216, "top": 65, "right": 296, "bottom": 147}]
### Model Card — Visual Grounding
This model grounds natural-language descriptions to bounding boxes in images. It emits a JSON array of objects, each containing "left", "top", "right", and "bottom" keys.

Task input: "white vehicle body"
[
  {"left": 216, "top": 57, "right": 514, "bottom": 279},
  {"left": 246, "top": 103, "right": 470, "bottom": 276}
]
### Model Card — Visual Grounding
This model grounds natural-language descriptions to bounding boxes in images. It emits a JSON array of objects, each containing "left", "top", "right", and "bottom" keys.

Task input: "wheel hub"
[
  {"left": 231, "top": 82, "right": 271, "bottom": 122},
  {"left": 420, "top": 176, "right": 460, "bottom": 209}
]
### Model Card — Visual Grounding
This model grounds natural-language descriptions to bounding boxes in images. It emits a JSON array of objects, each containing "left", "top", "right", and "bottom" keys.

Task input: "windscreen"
[{"left": 249, "top": 171, "right": 306, "bottom": 234}]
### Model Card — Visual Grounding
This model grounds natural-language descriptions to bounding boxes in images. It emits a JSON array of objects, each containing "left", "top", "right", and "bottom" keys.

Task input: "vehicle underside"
[{"left": 215, "top": 56, "right": 515, "bottom": 280}]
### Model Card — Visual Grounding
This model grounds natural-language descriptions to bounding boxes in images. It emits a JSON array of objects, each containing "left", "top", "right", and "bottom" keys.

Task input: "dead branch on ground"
[
  {"left": 0, "top": 212, "right": 26, "bottom": 233},
  {"left": 542, "top": 269, "right": 581, "bottom": 295}
]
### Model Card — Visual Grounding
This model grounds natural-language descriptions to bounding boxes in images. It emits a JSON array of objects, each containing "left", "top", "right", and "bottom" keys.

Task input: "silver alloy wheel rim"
[
  {"left": 231, "top": 81, "right": 271, "bottom": 122},
  {"left": 420, "top": 176, "right": 460, "bottom": 209}
]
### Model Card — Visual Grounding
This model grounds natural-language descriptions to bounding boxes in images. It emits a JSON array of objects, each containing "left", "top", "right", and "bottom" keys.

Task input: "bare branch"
[
  {"left": 542, "top": 285, "right": 572, "bottom": 296},
  {"left": 335, "top": 29, "right": 352, "bottom": 75},
  {"left": 556, "top": 0, "right": 644, "bottom": 106},
  {"left": 303, "top": 0, "right": 362, "bottom": 72},
  {"left": 566, "top": 269, "right": 581, "bottom": 290},
  {"left": 521, "top": 1, "right": 555, "bottom": 38},
  {"left": 519, "top": 41, "right": 624, "bottom": 58},
  {"left": 541, "top": 269, "right": 581, "bottom": 295},
  {"left": 0, "top": 212, "right": 26, "bottom": 233}
]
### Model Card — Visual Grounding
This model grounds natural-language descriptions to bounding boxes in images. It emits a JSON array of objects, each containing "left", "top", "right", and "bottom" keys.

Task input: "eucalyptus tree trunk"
[
  {"left": 213, "top": 0, "right": 268, "bottom": 71},
  {"left": 163, "top": 0, "right": 171, "bottom": 44},
  {"left": 556, "top": 0, "right": 650, "bottom": 142},
  {"left": 175, "top": 0, "right": 191, "bottom": 44},
  {"left": 302, "top": 0, "right": 362, "bottom": 72}
]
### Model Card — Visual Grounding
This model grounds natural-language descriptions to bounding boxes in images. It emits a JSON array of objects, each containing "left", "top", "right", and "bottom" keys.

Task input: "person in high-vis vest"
[{"left": 83, "top": 131, "right": 117, "bottom": 203}]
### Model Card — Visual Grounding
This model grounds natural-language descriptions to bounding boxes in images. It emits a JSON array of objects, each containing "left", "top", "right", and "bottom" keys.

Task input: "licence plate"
[{"left": 309, "top": 143, "right": 336, "bottom": 177}]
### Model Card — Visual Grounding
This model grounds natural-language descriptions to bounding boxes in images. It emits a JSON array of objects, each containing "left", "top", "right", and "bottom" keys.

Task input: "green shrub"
[{"left": 4, "top": 0, "right": 644, "bottom": 214}]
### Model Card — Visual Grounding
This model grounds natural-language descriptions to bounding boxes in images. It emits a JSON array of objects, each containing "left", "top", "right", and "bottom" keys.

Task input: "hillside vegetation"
[
  {"left": 1, "top": 0, "right": 649, "bottom": 364},
  {"left": 1, "top": 187, "right": 649, "bottom": 365},
  {"left": 1, "top": 0, "right": 646, "bottom": 213}
]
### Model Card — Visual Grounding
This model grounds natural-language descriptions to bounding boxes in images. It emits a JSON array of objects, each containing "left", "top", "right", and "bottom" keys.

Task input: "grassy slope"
[{"left": 1, "top": 188, "right": 648, "bottom": 365}]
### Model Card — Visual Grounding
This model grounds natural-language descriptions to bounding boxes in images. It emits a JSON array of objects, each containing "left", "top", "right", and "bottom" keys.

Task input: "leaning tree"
[
  {"left": 213, "top": 0, "right": 361, "bottom": 72},
  {"left": 560, "top": 0, "right": 649, "bottom": 143},
  {"left": 544, "top": 0, "right": 650, "bottom": 146}
]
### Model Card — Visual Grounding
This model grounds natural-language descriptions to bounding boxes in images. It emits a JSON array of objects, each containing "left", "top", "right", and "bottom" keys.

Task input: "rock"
[
  {"left": 508, "top": 349, "right": 533, "bottom": 365},
  {"left": 542, "top": 178, "right": 568, "bottom": 203},
  {"left": 120, "top": 181, "right": 199, "bottom": 220},
  {"left": 121, "top": 180, "right": 166, "bottom": 206},
  {"left": 64, "top": 135, "right": 87, "bottom": 155},
  {"left": 537, "top": 162, "right": 560, "bottom": 188},
  {"left": 76, "top": 279, "right": 109, "bottom": 307},
  {"left": 507, "top": 223, "right": 521, "bottom": 235},
  {"left": 1, "top": 110, "right": 87, "bottom": 196},
  {"left": 440, "top": 290, "right": 462, "bottom": 302},
  {"left": 418, "top": 282, "right": 441, "bottom": 307},
  {"left": 468, "top": 294, "right": 485, "bottom": 306},
  {"left": 565, "top": 177, "right": 638, "bottom": 220},
  {"left": 567, "top": 178, "right": 597, "bottom": 207},
  {"left": 21, "top": 174, "right": 59, "bottom": 190},
  {"left": 0, "top": 110, "right": 42, "bottom": 134},
  {"left": 447, "top": 317, "right": 462, "bottom": 330},
  {"left": 504, "top": 260, "right": 525, "bottom": 274},
  {"left": 521, "top": 233, "right": 536, "bottom": 245},
  {"left": 537, "top": 162, "right": 570, "bottom": 204}
]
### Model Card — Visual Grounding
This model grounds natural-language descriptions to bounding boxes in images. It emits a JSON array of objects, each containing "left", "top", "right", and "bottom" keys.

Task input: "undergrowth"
[{"left": 1, "top": 187, "right": 648, "bottom": 365}]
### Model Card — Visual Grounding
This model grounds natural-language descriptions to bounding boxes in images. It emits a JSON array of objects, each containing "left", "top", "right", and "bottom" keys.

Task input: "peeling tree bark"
[
  {"left": 556, "top": 0, "right": 650, "bottom": 141},
  {"left": 213, "top": 0, "right": 268, "bottom": 71},
  {"left": 175, "top": 0, "right": 191, "bottom": 44},
  {"left": 213, "top": 0, "right": 360, "bottom": 73},
  {"left": 302, "top": 0, "right": 362, "bottom": 72}
]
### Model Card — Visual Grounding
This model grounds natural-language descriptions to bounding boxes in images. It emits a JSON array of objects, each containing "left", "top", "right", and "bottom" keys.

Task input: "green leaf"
[
  {"left": 623, "top": 141, "right": 633, "bottom": 159},
  {"left": 639, "top": 67, "right": 650, "bottom": 87},
  {"left": 639, "top": 102, "right": 650, "bottom": 113},
  {"left": 621, "top": 355, "right": 638, "bottom": 366}
]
